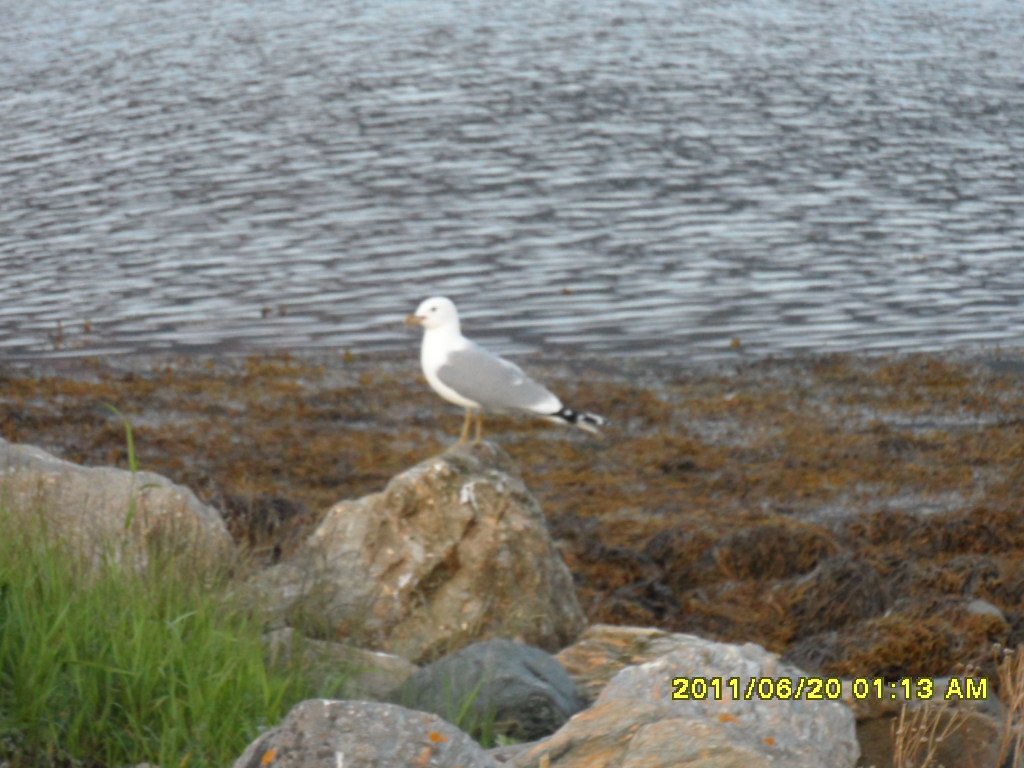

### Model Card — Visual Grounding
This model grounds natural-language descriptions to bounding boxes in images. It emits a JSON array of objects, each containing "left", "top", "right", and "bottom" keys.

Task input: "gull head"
[{"left": 405, "top": 296, "right": 460, "bottom": 332}]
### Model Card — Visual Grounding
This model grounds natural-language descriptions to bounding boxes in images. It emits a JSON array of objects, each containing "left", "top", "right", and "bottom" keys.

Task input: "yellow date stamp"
[{"left": 670, "top": 676, "right": 989, "bottom": 702}]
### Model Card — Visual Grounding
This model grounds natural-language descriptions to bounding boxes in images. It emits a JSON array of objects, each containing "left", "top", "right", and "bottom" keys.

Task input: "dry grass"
[
  {"left": 997, "top": 646, "right": 1024, "bottom": 767},
  {"left": 895, "top": 646, "right": 1024, "bottom": 768},
  {"left": 891, "top": 702, "right": 966, "bottom": 768}
]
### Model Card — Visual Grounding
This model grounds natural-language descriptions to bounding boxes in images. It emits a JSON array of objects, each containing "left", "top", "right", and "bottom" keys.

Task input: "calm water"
[{"left": 2, "top": 0, "right": 1023, "bottom": 362}]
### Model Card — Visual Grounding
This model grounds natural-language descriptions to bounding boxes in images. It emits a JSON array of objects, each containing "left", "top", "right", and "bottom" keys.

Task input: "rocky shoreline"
[{"left": 2, "top": 348, "right": 1024, "bottom": 765}]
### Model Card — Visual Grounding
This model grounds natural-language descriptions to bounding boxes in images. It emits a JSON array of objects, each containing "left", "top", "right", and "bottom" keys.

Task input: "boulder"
[
  {"left": 0, "top": 437, "right": 232, "bottom": 566},
  {"left": 967, "top": 597, "right": 1006, "bottom": 623},
  {"left": 556, "top": 624, "right": 700, "bottom": 701},
  {"left": 513, "top": 700, "right": 775, "bottom": 768},
  {"left": 232, "top": 699, "right": 497, "bottom": 768},
  {"left": 393, "top": 639, "right": 585, "bottom": 741},
  {"left": 254, "top": 443, "right": 585, "bottom": 661},
  {"left": 486, "top": 741, "right": 540, "bottom": 765},
  {"left": 264, "top": 628, "right": 418, "bottom": 701},
  {"left": 514, "top": 634, "right": 859, "bottom": 768}
]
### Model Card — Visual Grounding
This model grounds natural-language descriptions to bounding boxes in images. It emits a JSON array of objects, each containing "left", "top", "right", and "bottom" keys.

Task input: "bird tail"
[{"left": 550, "top": 406, "right": 606, "bottom": 434}]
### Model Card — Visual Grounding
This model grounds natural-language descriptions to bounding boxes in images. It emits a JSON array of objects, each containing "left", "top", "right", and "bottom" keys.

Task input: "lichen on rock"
[{"left": 253, "top": 442, "right": 585, "bottom": 662}]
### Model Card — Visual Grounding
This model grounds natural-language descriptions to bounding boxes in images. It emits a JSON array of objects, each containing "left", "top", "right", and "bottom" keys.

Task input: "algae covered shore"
[{"left": 2, "top": 349, "right": 1023, "bottom": 680}]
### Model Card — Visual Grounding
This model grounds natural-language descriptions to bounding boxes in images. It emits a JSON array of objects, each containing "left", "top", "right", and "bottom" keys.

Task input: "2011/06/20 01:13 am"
[{"left": 670, "top": 675, "right": 989, "bottom": 702}]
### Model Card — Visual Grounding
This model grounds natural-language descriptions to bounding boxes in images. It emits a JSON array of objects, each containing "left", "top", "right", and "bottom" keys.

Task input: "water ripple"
[{"left": 1, "top": 0, "right": 1024, "bottom": 362}]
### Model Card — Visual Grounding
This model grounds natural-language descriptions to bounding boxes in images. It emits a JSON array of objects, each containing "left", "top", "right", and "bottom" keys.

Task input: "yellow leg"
[
  {"left": 473, "top": 412, "right": 484, "bottom": 444},
  {"left": 458, "top": 409, "right": 472, "bottom": 444}
]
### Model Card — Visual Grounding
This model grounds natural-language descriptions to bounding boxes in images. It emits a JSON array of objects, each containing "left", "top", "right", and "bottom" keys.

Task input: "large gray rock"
[
  {"left": 513, "top": 634, "right": 859, "bottom": 768},
  {"left": 232, "top": 699, "right": 497, "bottom": 768},
  {"left": 0, "top": 437, "right": 232, "bottom": 566},
  {"left": 255, "top": 444, "right": 585, "bottom": 662},
  {"left": 393, "top": 639, "right": 585, "bottom": 741},
  {"left": 557, "top": 628, "right": 999, "bottom": 768}
]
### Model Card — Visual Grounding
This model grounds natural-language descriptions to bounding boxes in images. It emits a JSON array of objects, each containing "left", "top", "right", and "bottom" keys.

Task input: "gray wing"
[{"left": 436, "top": 343, "right": 562, "bottom": 413}]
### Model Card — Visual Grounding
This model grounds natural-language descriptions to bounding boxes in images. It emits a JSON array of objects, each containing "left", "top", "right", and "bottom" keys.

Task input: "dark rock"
[{"left": 393, "top": 639, "right": 584, "bottom": 742}]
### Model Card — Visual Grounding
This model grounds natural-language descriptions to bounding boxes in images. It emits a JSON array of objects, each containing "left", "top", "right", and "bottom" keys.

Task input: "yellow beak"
[{"left": 404, "top": 314, "right": 423, "bottom": 327}]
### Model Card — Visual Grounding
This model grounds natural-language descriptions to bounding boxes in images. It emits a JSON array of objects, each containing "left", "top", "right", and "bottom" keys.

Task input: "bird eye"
[{"left": 430, "top": 307, "right": 437, "bottom": 312}]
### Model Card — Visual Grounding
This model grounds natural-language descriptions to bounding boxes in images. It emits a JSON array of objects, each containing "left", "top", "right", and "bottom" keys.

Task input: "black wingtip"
[{"left": 554, "top": 406, "right": 607, "bottom": 434}]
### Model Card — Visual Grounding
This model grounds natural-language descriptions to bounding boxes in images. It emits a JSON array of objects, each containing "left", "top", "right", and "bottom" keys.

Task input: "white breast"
[{"left": 421, "top": 330, "right": 481, "bottom": 410}]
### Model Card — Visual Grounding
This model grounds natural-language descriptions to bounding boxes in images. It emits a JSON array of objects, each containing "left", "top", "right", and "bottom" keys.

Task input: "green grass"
[
  {"left": 0, "top": 502, "right": 323, "bottom": 768},
  {"left": 392, "top": 676, "right": 503, "bottom": 748},
  {"left": 448, "top": 680, "right": 500, "bottom": 747}
]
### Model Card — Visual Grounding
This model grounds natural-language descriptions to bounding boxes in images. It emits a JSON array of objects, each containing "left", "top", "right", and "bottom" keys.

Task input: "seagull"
[{"left": 405, "top": 296, "right": 606, "bottom": 443}]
